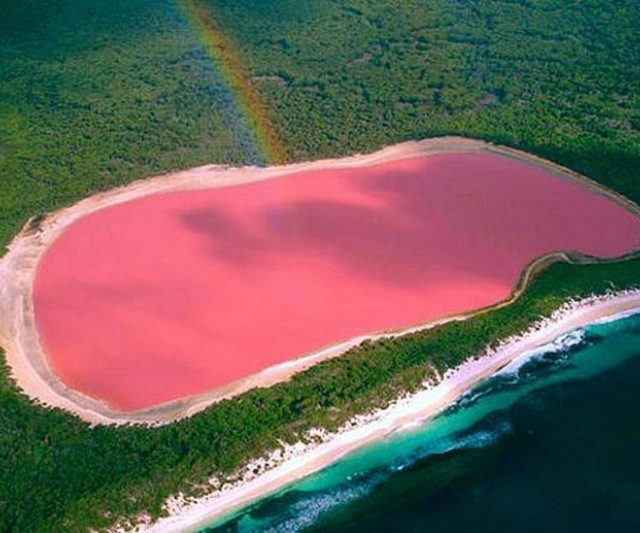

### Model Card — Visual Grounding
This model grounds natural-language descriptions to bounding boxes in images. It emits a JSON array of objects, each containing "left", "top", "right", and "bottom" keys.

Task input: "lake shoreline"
[{"left": 3, "top": 136, "right": 638, "bottom": 425}]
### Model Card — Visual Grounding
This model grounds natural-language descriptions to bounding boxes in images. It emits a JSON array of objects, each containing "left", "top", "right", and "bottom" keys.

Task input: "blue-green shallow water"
[{"left": 205, "top": 312, "right": 640, "bottom": 532}]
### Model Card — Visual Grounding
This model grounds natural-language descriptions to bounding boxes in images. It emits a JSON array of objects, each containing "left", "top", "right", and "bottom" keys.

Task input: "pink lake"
[{"left": 33, "top": 152, "right": 640, "bottom": 411}]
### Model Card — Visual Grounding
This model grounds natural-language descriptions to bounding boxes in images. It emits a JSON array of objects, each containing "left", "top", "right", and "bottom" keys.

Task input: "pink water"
[{"left": 34, "top": 153, "right": 640, "bottom": 410}]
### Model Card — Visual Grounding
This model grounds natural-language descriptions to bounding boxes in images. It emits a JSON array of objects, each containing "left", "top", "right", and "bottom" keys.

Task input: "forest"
[{"left": 0, "top": 0, "right": 639, "bottom": 530}]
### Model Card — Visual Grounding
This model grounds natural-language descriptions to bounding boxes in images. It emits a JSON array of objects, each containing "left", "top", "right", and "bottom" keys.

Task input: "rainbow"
[{"left": 176, "top": 0, "right": 286, "bottom": 165}]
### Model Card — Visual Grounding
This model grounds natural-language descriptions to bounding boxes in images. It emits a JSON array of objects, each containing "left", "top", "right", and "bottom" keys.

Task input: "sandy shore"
[
  {"left": 0, "top": 136, "right": 639, "bottom": 425},
  {"left": 142, "top": 290, "right": 640, "bottom": 532}
]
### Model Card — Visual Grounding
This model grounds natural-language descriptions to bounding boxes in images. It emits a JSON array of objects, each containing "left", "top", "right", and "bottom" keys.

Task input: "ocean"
[{"left": 206, "top": 311, "right": 640, "bottom": 532}]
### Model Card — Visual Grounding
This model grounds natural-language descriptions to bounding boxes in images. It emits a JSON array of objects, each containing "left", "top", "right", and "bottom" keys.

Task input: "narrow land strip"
[{"left": 145, "top": 291, "right": 640, "bottom": 532}]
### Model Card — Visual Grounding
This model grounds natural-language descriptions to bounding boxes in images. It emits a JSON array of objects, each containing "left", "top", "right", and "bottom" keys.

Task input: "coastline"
[
  {"left": 144, "top": 289, "right": 640, "bottom": 533},
  {"left": 1, "top": 136, "right": 639, "bottom": 426}
]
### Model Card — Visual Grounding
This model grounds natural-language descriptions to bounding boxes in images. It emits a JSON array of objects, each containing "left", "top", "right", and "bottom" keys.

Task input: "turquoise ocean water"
[{"left": 206, "top": 311, "right": 640, "bottom": 532}]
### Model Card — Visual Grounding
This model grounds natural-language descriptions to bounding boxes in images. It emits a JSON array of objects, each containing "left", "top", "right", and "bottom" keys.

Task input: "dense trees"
[
  {"left": 210, "top": 0, "right": 640, "bottom": 202},
  {"left": 0, "top": 0, "right": 639, "bottom": 530},
  {"left": 0, "top": 0, "right": 264, "bottom": 248}
]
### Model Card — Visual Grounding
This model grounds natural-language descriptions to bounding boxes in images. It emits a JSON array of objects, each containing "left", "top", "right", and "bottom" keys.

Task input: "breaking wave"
[
  {"left": 450, "top": 328, "right": 590, "bottom": 412},
  {"left": 217, "top": 418, "right": 512, "bottom": 532},
  {"left": 498, "top": 328, "right": 588, "bottom": 376}
]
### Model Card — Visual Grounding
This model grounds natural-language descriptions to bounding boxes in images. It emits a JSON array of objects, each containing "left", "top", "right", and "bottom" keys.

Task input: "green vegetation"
[
  {"left": 1, "top": 259, "right": 638, "bottom": 531},
  {"left": 212, "top": 0, "right": 640, "bottom": 202},
  {"left": 0, "top": 0, "right": 639, "bottom": 530},
  {"left": 0, "top": 0, "right": 264, "bottom": 248}
]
